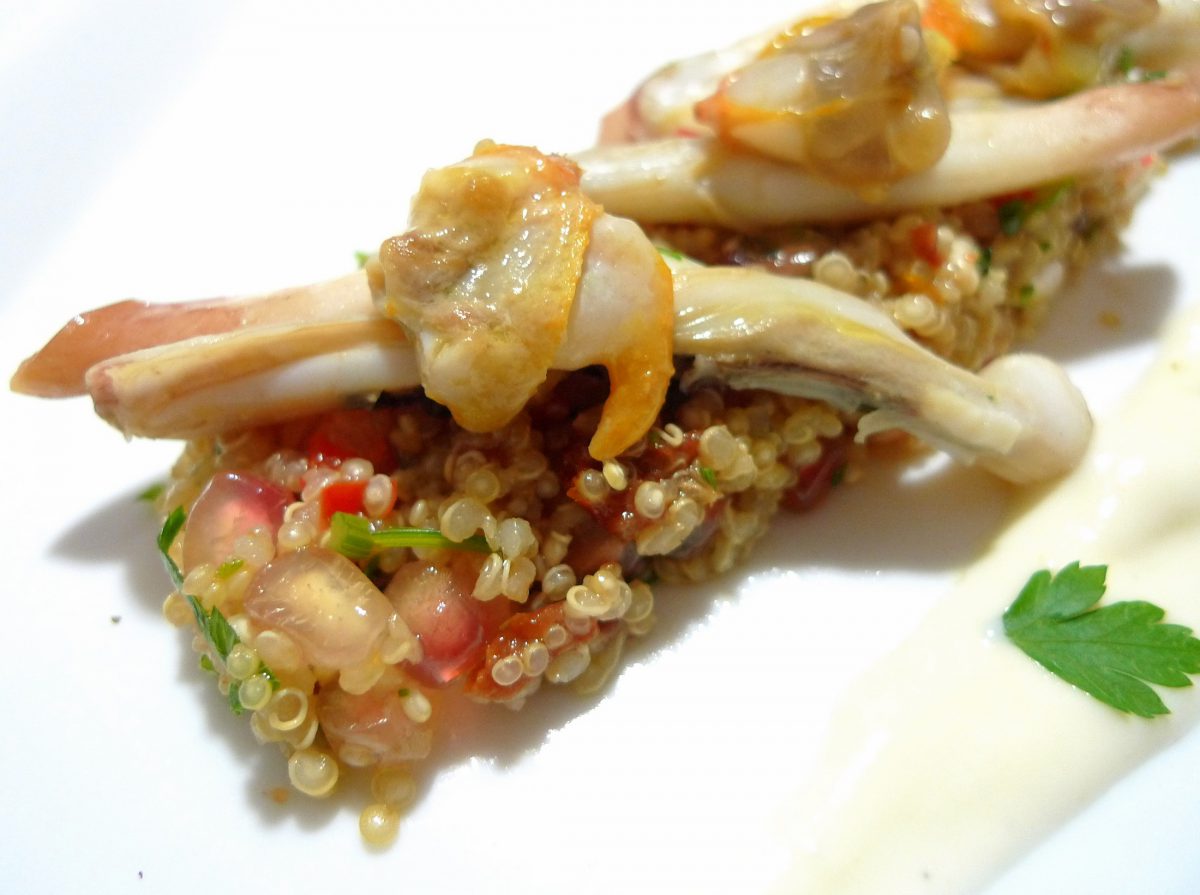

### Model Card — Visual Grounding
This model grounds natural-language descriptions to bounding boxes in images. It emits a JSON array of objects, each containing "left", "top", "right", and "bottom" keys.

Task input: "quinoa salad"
[{"left": 10, "top": 0, "right": 1200, "bottom": 854}]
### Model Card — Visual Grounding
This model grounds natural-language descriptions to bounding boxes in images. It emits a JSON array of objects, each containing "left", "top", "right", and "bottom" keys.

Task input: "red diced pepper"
[
  {"left": 319, "top": 480, "right": 370, "bottom": 524},
  {"left": 911, "top": 221, "right": 941, "bottom": 267},
  {"left": 305, "top": 408, "right": 397, "bottom": 471}
]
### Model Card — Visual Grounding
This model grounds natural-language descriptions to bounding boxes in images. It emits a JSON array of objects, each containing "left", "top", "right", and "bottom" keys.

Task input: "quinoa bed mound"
[{"left": 155, "top": 159, "right": 1151, "bottom": 842}]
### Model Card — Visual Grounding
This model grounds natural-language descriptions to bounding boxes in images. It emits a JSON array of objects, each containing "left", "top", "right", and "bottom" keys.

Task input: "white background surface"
[{"left": 1, "top": 2, "right": 1198, "bottom": 892}]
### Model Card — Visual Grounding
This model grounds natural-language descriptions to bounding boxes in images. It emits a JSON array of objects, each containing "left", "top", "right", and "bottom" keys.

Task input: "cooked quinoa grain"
[
  {"left": 153, "top": 160, "right": 1152, "bottom": 846},
  {"left": 648, "top": 166, "right": 1152, "bottom": 369},
  {"left": 159, "top": 368, "right": 858, "bottom": 835}
]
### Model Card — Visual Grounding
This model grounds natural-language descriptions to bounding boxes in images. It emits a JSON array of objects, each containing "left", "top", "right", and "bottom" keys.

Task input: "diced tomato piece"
[
  {"left": 910, "top": 221, "right": 941, "bottom": 266},
  {"left": 305, "top": 408, "right": 396, "bottom": 471},
  {"left": 990, "top": 187, "right": 1037, "bottom": 208},
  {"left": 782, "top": 436, "right": 850, "bottom": 514},
  {"left": 182, "top": 471, "right": 291, "bottom": 573},
  {"left": 465, "top": 602, "right": 600, "bottom": 702},
  {"left": 319, "top": 480, "right": 369, "bottom": 524}
]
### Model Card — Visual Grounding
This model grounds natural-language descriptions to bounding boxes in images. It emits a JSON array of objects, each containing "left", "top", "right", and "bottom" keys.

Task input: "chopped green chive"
[{"left": 329, "top": 512, "right": 492, "bottom": 561}]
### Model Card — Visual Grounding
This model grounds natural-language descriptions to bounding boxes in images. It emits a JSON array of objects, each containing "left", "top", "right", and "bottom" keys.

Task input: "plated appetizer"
[{"left": 10, "top": 0, "right": 1200, "bottom": 852}]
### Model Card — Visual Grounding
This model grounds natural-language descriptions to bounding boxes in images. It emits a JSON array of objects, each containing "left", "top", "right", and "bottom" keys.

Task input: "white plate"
[{"left": 2, "top": 2, "right": 1198, "bottom": 892}]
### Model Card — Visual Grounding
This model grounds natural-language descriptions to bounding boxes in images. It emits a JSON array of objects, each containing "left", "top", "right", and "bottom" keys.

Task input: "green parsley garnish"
[
  {"left": 1116, "top": 46, "right": 1167, "bottom": 81},
  {"left": 976, "top": 247, "right": 992, "bottom": 277},
  {"left": 329, "top": 511, "right": 492, "bottom": 561},
  {"left": 699, "top": 466, "right": 719, "bottom": 487},
  {"left": 158, "top": 507, "right": 278, "bottom": 714},
  {"left": 1033, "top": 180, "right": 1072, "bottom": 212},
  {"left": 354, "top": 250, "right": 371, "bottom": 268},
  {"left": 137, "top": 482, "right": 165, "bottom": 502},
  {"left": 216, "top": 557, "right": 245, "bottom": 579},
  {"left": 1003, "top": 563, "right": 1200, "bottom": 718},
  {"left": 157, "top": 506, "right": 187, "bottom": 590},
  {"left": 656, "top": 246, "right": 687, "bottom": 261},
  {"left": 187, "top": 595, "right": 239, "bottom": 662},
  {"left": 998, "top": 200, "right": 1027, "bottom": 236},
  {"left": 1117, "top": 45, "right": 1136, "bottom": 76}
]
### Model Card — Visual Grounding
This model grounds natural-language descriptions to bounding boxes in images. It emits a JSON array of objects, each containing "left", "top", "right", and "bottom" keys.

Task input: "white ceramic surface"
[{"left": 1, "top": 3, "right": 1198, "bottom": 892}]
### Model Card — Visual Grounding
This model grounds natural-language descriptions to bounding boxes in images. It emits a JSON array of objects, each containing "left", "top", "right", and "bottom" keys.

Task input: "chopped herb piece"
[
  {"left": 1116, "top": 46, "right": 1167, "bottom": 81},
  {"left": 329, "top": 512, "right": 377, "bottom": 559},
  {"left": 656, "top": 246, "right": 687, "bottom": 261},
  {"left": 329, "top": 512, "right": 491, "bottom": 561},
  {"left": 186, "top": 594, "right": 238, "bottom": 661},
  {"left": 110, "top": 615, "right": 121, "bottom": 625},
  {"left": 397, "top": 688, "right": 411, "bottom": 698},
  {"left": 160, "top": 510, "right": 279, "bottom": 712},
  {"left": 830, "top": 464, "right": 847, "bottom": 487},
  {"left": 1033, "top": 180, "right": 1072, "bottom": 212},
  {"left": 998, "top": 200, "right": 1027, "bottom": 236},
  {"left": 207, "top": 606, "right": 239, "bottom": 660},
  {"left": 228, "top": 680, "right": 245, "bottom": 715},
  {"left": 216, "top": 557, "right": 245, "bottom": 579},
  {"left": 1018, "top": 284, "right": 1035, "bottom": 306},
  {"left": 699, "top": 466, "right": 719, "bottom": 487},
  {"left": 1003, "top": 563, "right": 1200, "bottom": 717},
  {"left": 976, "top": 247, "right": 992, "bottom": 277},
  {"left": 137, "top": 483, "right": 165, "bottom": 502},
  {"left": 354, "top": 250, "right": 371, "bottom": 268},
  {"left": 1117, "top": 45, "right": 1135, "bottom": 75},
  {"left": 157, "top": 507, "right": 187, "bottom": 590}
]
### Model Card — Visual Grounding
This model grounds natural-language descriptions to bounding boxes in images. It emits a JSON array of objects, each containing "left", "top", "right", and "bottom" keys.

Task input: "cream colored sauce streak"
[{"left": 773, "top": 304, "right": 1200, "bottom": 895}]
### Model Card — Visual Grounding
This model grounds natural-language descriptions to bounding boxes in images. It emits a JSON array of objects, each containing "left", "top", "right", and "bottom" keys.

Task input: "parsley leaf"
[
  {"left": 157, "top": 506, "right": 187, "bottom": 591},
  {"left": 1116, "top": 45, "right": 1135, "bottom": 76},
  {"left": 998, "top": 200, "right": 1027, "bottom": 236},
  {"left": 976, "top": 247, "right": 992, "bottom": 277},
  {"left": 159, "top": 506, "right": 279, "bottom": 710},
  {"left": 216, "top": 557, "right": 245, "bottom": 579},
  {"left": 1003, "top": 563, "right": 1200, "bottom": 717},
  {"left": 137, "top": 482, "right": 165, "bottom": 502},
  {"left": 228, "top": 680, "right": 245, "bottom": 715}
]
